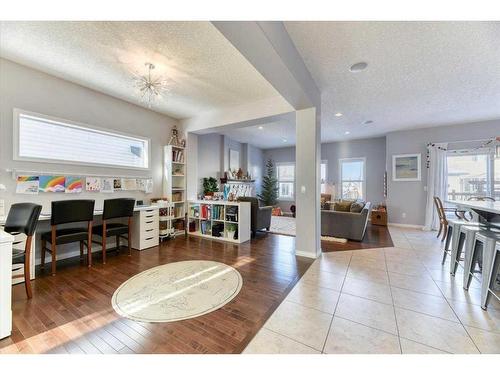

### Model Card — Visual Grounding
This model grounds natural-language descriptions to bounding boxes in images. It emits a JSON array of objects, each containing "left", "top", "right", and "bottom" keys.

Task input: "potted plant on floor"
[
  {"left": 258, "top": 159, "right": 278, "bottom": 206},
  {"left": 226, "top": 223, "right": 237, "bottom": 240}
]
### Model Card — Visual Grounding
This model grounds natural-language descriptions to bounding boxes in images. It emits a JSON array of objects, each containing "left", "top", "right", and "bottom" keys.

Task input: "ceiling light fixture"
[
  {"left": 344, "top": 131, "right": 350, "bottom": 135},
  {"left": 282, "top": 138, "right": 288, "bottom": 143},
  {"left": 335, "top": 112, "right": 343, "bottom": 117},
  {"left": 258, "top": 126, "right": 264, "bottom": 130},
  {"left": 350, "top": 62, "right": 368, "bottom": 73},
  {"left": 363, "top": 120, "right": 374, "bottom": 125},
  {"left": 134, "top": 62, "right": 168, "bottom": 108}
]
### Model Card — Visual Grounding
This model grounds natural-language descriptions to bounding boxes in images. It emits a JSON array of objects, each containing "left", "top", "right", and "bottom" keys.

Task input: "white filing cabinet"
[
  {"left": 131, "top": 206, "right": 159, "bottom": 250},
  {"left": 0, "top": 229, "right": 14, "bottom": 339}
]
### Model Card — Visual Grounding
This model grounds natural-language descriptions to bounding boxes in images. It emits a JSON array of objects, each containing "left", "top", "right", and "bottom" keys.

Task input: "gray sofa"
[
  {"left": 237, "top": 197, "right": 273, "bottom": 237},
  {"left": 321, "top": 201, "right": 372, "bottom": 241}
]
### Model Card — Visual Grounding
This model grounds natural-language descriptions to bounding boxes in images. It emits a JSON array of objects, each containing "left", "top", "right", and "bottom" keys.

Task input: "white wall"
[
  {"left": 0, "top": 58, "right": 178, "bottom": 261},
  {"left": 196, "top": 133, "right": 264, "bottom": 196},
  {"left": 386, "top": 119, "right": 500, "bottom": 226}
]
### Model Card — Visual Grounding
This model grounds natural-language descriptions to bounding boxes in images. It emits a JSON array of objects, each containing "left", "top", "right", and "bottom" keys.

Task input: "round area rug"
[{"left": 111, "top": 260, "right": 243, "bottom": 323}]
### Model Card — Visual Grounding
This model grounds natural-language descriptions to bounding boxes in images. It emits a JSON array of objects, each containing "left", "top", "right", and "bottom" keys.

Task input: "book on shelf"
[
  {"left": 201, "top": 204, "right": 211, "bottom": 220},
  {"left": 200, "top": 220, "right": 212, "bottom": 235},
  {"left": 190, "top": 205, "right": 200, "bottom": 218},
  {"left": 212, "top": 205, "right": 225, "bottom": 220},
  {"left": 172, "top": 149, "right": 184, "bottom": 163}
]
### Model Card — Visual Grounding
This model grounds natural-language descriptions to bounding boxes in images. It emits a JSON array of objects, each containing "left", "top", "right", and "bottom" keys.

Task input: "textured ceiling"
[
  {"left": 284, "top": 21, "right": 500, "bottom": 142},
  {"left": 0, "top": 21, "right": 282, "bottom": 119},
  {"left": 217, "top": 119, "right": 296, "bottom": 149}
]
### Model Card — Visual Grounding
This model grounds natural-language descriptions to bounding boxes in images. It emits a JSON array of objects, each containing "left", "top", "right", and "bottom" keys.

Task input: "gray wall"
[
  {"left": 0, "top": 58, "right": 178, "bottom": 262},
  {"left": 196, "top": 133, "right": 264, "bottom": 195},
  {"left": 386, "top": 119, "right": 500, "bottom": 226},
  {"left": 263, "top": 137, "right": 387, "bottom": 212}
]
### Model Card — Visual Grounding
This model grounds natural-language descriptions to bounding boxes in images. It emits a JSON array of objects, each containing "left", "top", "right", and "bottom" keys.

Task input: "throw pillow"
[
  {"left": 334, "top": 201, "right": 352, "bottom": 212},
  {"left": 350, "top": 201, "right": 365, "bottom": 213}
]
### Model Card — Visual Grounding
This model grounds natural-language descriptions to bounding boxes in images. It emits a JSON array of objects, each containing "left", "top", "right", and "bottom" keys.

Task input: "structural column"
[{"left": 295, "top": 107, "right": 321, "bottom": 258}]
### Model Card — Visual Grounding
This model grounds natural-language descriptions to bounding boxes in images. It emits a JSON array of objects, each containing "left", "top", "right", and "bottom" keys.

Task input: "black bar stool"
[
  {"left": 93, "top": 198, "right": 135, "bottom": 264},
  {"left": 41, "top": 200, "right": 95, "bottom": 275},
  {"left": 3, "top": 203, "right": 42, "bottom": 299}
]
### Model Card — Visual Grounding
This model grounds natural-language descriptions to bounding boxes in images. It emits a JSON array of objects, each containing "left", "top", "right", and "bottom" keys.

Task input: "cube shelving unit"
[{"left": 187, "top": 200, "right": 251, "bottom": 243}]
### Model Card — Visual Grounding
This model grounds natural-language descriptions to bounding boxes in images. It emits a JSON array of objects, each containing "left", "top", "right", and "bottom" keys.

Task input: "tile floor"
[{"left": 243, "top": 226, "right": 500, "bottom": 354}]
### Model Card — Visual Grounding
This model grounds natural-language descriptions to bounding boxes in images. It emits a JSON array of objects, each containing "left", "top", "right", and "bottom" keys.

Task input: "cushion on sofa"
[
  {"left": 350, "top": 201, "right": 365, "bottom": 213},
  {"left": 333, "top": 201, "right": 352, "bottom": 212}
]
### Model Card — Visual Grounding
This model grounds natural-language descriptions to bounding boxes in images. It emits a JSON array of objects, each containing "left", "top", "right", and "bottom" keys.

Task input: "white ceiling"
[
  {"left": 284, "top": 21, "right": 500, "bottom": 142},
  {"left": 217, "top": 119, "right": 296, "bottom": 149},
  {"left": 0, "top": 21, "right": 281, "bottom": 119}
]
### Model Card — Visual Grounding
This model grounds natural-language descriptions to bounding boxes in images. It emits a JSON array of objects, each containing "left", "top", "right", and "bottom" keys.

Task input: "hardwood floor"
[
  {"left": 1, "top": 234, "right": 312, "bottom": 354},
  {"left": 321, "top": 223, "right": 393, "bottom": 252}
]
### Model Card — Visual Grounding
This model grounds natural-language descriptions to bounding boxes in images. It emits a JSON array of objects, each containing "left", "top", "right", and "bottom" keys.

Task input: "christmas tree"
[{"left": 258, "top": 159, "right": 278, "bottom": 206}]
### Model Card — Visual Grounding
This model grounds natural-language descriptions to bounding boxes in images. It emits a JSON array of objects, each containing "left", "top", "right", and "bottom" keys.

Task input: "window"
[
  {"left": 339, "top": 158, "right": 365, "bottom": 199},
  {"left": 447, "top": 152, "right": 499, "bottom": 200},
  {"left": 276, "top": 163, "right": 295, "bottom": 200},
  {"left": 321, "top": 161, "right": 327, "bottom": 194},
  {"left": 14, "top": 109, "right": 150, "bottom": 169}
]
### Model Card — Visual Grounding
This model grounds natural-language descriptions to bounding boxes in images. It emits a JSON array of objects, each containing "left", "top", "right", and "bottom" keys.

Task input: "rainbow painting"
[
  {"left": 39, "top": 176, "right": 66, "bottom": 193},
  {"left": 16, "top": 176, "right": 39, "bottom": 194},
  {"left": 65, "top": 176, "right": 83, "bottom": 194}
]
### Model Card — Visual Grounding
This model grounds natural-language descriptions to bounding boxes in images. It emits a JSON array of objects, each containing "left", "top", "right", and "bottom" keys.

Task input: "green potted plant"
[
  {"left": 226, "top": 223, "right": 237, "bottom": 239},
  {"left": 258, "top": 159, "right": 278, "bottom": 206},
  {"left": 202, "top": 177, "right": 218, "bottom": 197}
]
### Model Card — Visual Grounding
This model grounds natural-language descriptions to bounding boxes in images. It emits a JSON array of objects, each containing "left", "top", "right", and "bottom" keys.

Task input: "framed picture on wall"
[
  {"left": 229, "top": 149, "right": 239, "bottom": 171},
  {"left": 392, "top": 153, "right": 421, "bottom": 181}
]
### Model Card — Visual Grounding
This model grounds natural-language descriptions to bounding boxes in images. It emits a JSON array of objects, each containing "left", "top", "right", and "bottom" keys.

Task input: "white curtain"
[{"left": 423, "top": 143, "right": 448, "bottom": 231}]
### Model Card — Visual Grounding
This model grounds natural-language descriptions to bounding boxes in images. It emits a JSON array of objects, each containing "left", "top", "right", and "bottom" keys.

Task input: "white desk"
[
  {"left": 0, "top": 229, "right": 14, "bottom": 339},
  {"left": 0, "top": 205, "right": 159, "bottom": 285}
]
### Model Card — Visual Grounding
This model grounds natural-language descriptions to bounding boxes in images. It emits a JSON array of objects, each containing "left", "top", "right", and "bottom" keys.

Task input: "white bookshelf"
[
  {"left": 162, "top": 145, "right": 186, "bottom": 238},
  {"left": 187, "top": 200, "right": 251, "bottom": 243}
]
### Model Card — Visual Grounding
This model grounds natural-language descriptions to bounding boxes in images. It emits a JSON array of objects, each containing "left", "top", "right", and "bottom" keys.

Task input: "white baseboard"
[
  {"left": 295, "top": 250, "right": 320, "bottom": 259},
  {"left": 388, "top": 223, "right": 424, "bottom": 230}
]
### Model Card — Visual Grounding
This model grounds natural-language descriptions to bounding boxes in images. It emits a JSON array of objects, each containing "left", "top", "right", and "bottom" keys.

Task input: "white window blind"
[{"left": 15, "top": 111, "right": 149, "bottom": 169}]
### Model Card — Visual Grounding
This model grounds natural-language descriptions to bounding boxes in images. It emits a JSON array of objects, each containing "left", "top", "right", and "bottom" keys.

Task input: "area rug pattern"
[
  {"left": 111, "top": 260, "right": 243, "bottom": 323},
  {"left": 269, "top": 215, "right": 296, "bottom": 236}
]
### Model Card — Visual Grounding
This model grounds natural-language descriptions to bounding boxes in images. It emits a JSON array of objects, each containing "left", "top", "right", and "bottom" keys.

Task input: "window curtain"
[{"left": 423, "top": 143, "right": 448, "bottom": 231}]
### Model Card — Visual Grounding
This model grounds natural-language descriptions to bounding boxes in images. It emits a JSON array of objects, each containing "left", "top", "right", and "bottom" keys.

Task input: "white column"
[{"left": 295, "top": 107, "right": 321, "bottom": 258}]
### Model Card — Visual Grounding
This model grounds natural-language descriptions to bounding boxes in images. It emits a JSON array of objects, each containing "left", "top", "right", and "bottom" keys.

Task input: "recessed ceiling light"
[
  {"left": 344, "top": 131, "right": 350, "bottom": 135},
  {"left": 350, "top": 62, "right": 368, "bottom": 73},
  {"left": 334, "top": 112, "right": 343, "bottom": 117},
  {"left": 363, "top": 120, "right": 374, "bottom": 125},
  {"left": 282, "top": 138, "right": 287, "bottom": 143},
  {"left": 258, "top": 126, "right": 264, "bottom": 130}
]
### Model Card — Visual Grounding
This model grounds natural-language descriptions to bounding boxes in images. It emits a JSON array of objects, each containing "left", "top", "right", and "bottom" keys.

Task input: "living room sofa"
[
  {"left": 237, "top": 197, "right": 273, "bottom": 237},
  {"left": 321, "top": 201, "right": 372, "bottom": 241}
]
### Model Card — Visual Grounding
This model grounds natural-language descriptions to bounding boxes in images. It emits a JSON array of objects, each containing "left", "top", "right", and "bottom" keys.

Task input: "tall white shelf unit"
[
  {"left": 187, "top": 200, "right": 251, "bottom": 243},
  {"left": 162, "top": 145, "right": 186, "bottom": 238}
]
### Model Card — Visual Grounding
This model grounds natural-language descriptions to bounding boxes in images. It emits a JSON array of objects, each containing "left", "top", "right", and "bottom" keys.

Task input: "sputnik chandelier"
[{"left": 134, "top": 62, "right": 168, "bottom": 108}]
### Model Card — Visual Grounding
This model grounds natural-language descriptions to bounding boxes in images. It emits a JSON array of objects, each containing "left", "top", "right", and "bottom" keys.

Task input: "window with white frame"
[
  {"left": 447, "top": 151, "right": 499, "bottom": 201},
  {"left": 14, "top": 110, "right": 150, "bottom": 169},
  {"left": 321, "top": 161, "right": 328, "bottom": 194},
  {"left": 340, "top": 158, "right": 365, "bottom": 199},
  {"left": 276, "top": 162, "right": 295, "bottom": 200}
]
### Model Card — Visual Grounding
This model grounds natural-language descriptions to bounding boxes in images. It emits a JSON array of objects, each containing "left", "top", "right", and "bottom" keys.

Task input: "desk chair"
[
  {"left": 93, "top": 198, "right": 135, "bottom": 264},
  {"left": 41, "top": 200, "right": 95, "bottom": 275},
  {"left": 3, "top": 203, "right": 42, "bottom": 299}
]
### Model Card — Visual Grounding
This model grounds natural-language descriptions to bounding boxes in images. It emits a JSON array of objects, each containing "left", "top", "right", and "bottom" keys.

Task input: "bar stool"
[
  {"left": 442, "top": 218, "right": 472, "bottom": 266},
  {"left": 450, "top": 223, "right": 496, "bottom": 276},
  {"left": 3, "top": 203, "right": 42, "bottom": 299},
  {"left": 464, "top": 230, "right": 500, "bottom": 309}
]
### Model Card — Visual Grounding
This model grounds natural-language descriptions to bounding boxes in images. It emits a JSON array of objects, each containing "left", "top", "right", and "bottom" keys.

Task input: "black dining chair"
[
  {"left": 93, "top": 198, "right": 135, "bottom": 264},
  {"left": 41, "top": 199, "right": 95, "bottom": 275},
  {"left": 3, "top": 203, "right": 42, "bottom": 299}
]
